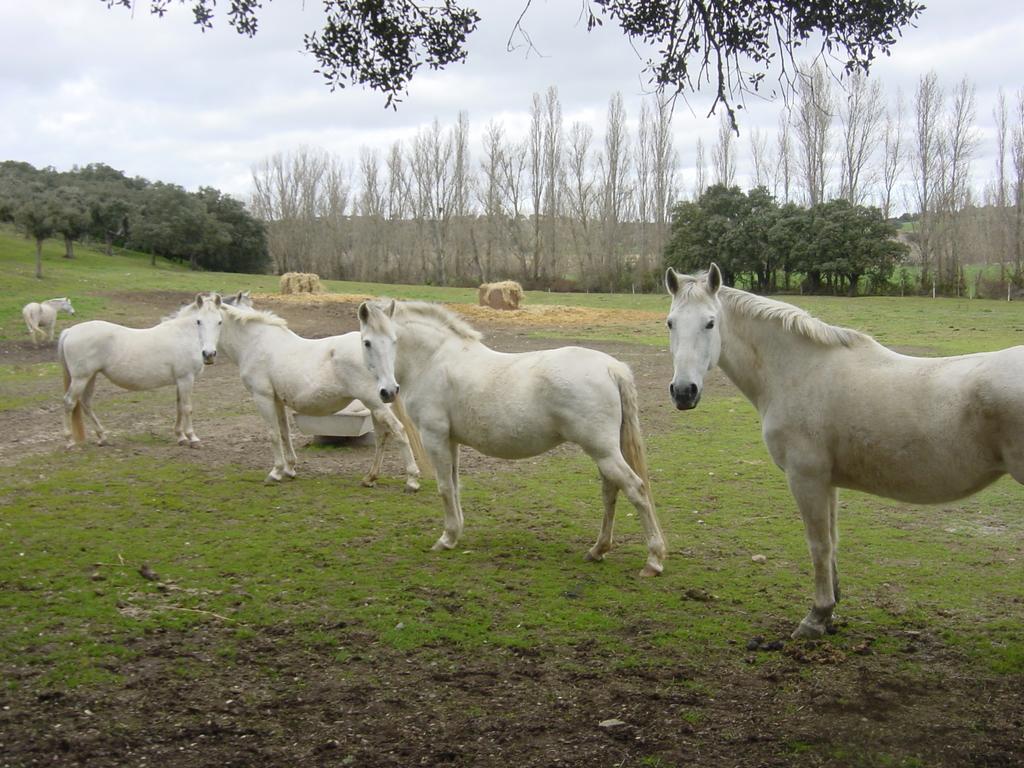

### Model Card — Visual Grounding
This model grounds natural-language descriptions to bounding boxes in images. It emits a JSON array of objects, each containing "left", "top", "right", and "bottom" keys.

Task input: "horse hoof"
[
  {"left": 638, "top": 563, "right": 663, "bottom": 578},
  {"left": 189, "top": 441, "right": 201, "bottom": 449},
  {"left": 404, "top": 482, "right": 420, "bottom": 494},
  {"left": 585, "top": 550, "right": 606, "bottom": 563},
  {"left": 791, "top": 619, "right": 826, "bottom": 640},
  {"left": 177, "top": 438, "right": 188, "bottom": 446},
  {"left": 361, "top": 478, "right": 377, "bottom": 488},
  {"left": 431, "top": 539, "right": 455, "bottom": 552},
  {"left": 264, "top": 474, "right": 282, "bottom": 485}
]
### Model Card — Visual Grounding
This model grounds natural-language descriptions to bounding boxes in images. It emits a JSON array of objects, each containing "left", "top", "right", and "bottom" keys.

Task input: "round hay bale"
[
  {"left": 279, "top": 272, "right": 323, "bottom": 295},
  {"left": 478, "top": 280, "right": 523, "bottom": 310}
]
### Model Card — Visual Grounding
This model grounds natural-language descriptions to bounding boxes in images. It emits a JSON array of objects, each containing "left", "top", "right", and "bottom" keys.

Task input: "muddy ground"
[{"left": 1, "top": 292, "right": 1022, "bottom": 767}]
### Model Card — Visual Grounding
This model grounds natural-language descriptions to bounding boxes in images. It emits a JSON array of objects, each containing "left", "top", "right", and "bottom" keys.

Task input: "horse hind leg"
[
  {"left": 79, "top": 375, "right": 109, "bottom": 445},
  {"left": 829, "top": 487, "right": 840, "bottom": 604},
  {"left": 586, "top": 475, "right": 618, "bottom": 563},
  {"left": 595, "top": 453, "right": 666, "bottom": 578},
  {"left": 253, "top": 394, "right": 288, "bottom": 483},
  {"left": 274, "top": 398, "right": 297, "bottom": 478}
]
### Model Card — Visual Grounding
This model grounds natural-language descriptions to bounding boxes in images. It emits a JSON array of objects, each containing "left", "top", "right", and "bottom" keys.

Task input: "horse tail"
[
  {"left": 58, "top": 331, "right": 85, "bottom": 444},
  {"left": 610, "top": 361, "right": 654, "bottom": 507},
  {"left": 391, "top": 393, "right": 433, "bottom": 479}
]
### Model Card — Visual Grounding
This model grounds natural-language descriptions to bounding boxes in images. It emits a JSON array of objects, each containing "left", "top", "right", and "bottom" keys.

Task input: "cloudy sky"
[{"left": 2, "top": 1, "right": 1023, "bottom": 207}]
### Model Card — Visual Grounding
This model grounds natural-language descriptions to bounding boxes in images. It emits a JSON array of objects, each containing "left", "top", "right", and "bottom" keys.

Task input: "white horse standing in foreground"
[
  {"left": 665, "top": 264, "right": 1024, "bottom": 637},
  {"left": 23, "top": 297, "right": 75, "bottom": 344},
  {"left": 218, "top": 302, "right": 425, "bottom": 488},
  {"left": 357, "top": 300, "right": 667, "bottom": 576},
  {"left": 58, "top": 294, "right": 223, "bottom": 448}
]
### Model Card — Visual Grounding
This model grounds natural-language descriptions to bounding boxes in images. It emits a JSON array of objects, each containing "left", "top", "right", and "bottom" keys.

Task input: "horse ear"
[
  {"left": 707, "top": 263, "right": 722, "bottom": 295},
  {"left": 194, "top": 293, "right": 204, "bottom": 307},
  {"left": 665, "top": 268, "right": 680, "bottom": 296},
  {"left": 213, "top": 294, "right": 222, "bottom": 307},
  {"left": 386, "top": 299, "right": 396, "bottom": 318},
  {"left": 358, "top": 302, "right": 370, "bottom": 323}
]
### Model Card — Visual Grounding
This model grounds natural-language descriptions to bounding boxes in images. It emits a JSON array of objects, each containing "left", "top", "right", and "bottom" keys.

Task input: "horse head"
[
  {"left": 59, "top": 298, "right": 75, "bottom": 315},
  {"left": 193, "top": 293, "right": 223, "bottom": 365},
  {"left": 357, "top": 299, "right": 399, "bottom": 403},
  {"left": 223, "top": 291, "right": 253, "bottom": 309},
  {"left": 665, "top": 263, "right": 723, "bottom": 410}
]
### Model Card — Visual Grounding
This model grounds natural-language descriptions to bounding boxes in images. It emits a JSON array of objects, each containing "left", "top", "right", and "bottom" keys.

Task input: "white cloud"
[{"left": 2, "top": 0, "right": 1022, "bottom": 207}]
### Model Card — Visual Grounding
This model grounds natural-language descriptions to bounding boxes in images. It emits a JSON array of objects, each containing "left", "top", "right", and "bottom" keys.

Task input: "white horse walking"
[
  {"left": 665, "top": 264, "right": 1024, "bottom": 637},
  {"left": 58, "top": 294, "right": 223, "bottom": 448},
  {"left": 218, "top": 302, "right": 425, "bottom": 488},
  {"left": 23, "top": 297, "right": 75, "bottom": 344},
  {"left": 357, "top": 300, "right": 667, "bottom": 576}
]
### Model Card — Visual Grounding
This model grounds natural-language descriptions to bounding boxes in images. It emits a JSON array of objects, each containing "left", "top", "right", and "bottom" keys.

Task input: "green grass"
[{"left": 3, "top": 226, "right": 1024, "bottom": 763}]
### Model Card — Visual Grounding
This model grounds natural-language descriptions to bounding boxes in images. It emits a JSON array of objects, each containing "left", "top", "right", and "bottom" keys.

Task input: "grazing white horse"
[
  {"left": 217, "top": 302, "right": 425, "bottom": 488},
  {"left": 665, "top": 263, "right": 1024, "bottom": 638},
  {"left": 23, "top": 297, "right": 75, "bottom": 344},
  {"left": 222, "top": 290, "right": 253, "bottom": 308},
  {"left": 357, "top": 299, "right": 667, "bottom": 576},
  {"left": 58, "top": 294, "right": 223, "bottom": 448}
]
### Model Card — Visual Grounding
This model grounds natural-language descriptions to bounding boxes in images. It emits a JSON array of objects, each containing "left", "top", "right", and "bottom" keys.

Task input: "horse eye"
[
  {"left": 363, "top": 340, "right": 371, "bottom": 349},
  {"left": 196, "top": 320, "right": 201, "bottom": 326},
  {"left": 705, "top": 319, "right": 715, "bottom": 330},
  {"left": 666, "top": 319, "right": 673, "bottom": 330}
]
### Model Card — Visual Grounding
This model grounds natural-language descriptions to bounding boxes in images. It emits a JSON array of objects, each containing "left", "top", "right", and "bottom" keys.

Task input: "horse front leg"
[
  {"left": 370, "top": 406, "right": 421, "bottom": 493},
  {"left": 788, "top": 470, "right": 838, "bottom": 639},
  {"left": 829, "top": 487, "right": 841, "bottom": 604},
  {"left": 361, "top": 411, "right": 390, "bottom": 488},
  {"left": 253, "top": 393, "right": 288, "bottom": 483},
  {"left": 175, "top": 377, "right": 200, "bottom": 447},
  {"left": 586, "top": 475, "right": 618, "bottom": 563},
  {"left": 425, "top": 435, "right": 462, "bottom": 551}
]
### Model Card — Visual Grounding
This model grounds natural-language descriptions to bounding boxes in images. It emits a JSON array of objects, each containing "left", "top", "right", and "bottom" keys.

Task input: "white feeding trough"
[{"left": 293, "top": 400, "right": 373, "bottom": 439}]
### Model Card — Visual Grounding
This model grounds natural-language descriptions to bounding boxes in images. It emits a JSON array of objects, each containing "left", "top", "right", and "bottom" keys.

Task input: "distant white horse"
[
  {"left": 666, "top": 263, "right": 1024, "bottom": 637},
  {"left": 357, "top": 300, "right": 667, "bottom": 575},
  {"left": 58, "top": 294, "right": 223, "bottom": 448},
  {"left": 23, "top": 297, "right": 75, "bottom": 344},
  {"left": 222, "top": 290, "right": 252, "bottom": 308},
  {"left": 218, "top": 302, "right": 426, "bottom": 488}
]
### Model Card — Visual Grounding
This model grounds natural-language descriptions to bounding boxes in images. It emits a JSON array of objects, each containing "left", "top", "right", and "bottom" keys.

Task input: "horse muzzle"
[
  {"left": 203, "top": 351, "right": 217, "bottom": 365},
  {"left": 669, "top": 381, "right": 701, "bottom": 410},
  {"left": 379, "top": 385, "right": 398, "bottom": 404}
]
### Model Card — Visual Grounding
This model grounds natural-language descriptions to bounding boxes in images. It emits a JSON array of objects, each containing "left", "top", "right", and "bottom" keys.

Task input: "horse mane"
[
  {"left": 220, "top": 303, "right": 289, "bottom": 328},
  {"left": 385, "top": 300, "right": 482, "bottom": 342},
  {"left": 719, "top": 285, "right": 868, "bottom": 348}
]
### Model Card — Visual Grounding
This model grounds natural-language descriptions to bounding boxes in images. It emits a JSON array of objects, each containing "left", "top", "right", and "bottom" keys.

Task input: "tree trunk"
[
  {"left": 35, "top": 238, "right": 43, "bottom": 279},
  {"left": 64, "top": 235, "right": 75, "bottom": 259}
]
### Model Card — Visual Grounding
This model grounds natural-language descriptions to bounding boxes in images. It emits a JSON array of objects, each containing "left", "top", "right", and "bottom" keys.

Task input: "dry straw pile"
[
  {"left": 279, "top": 272, "right": 324, "bottom": 295},
  {"left": 478, "top": 280, "right": 524, "bottom": 310}
]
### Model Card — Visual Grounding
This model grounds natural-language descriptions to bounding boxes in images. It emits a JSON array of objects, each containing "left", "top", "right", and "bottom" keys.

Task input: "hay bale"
[
  {"left": 279, "top": 272, "right": 323, "bottom": 295},
  {"left": 478, "top": 280, "right": 524, "bottom": 310}
]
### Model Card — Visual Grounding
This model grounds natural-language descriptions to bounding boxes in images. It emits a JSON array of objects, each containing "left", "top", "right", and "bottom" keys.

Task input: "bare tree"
[
  {"left": 1010, "top": 89, "right": 1024, "bottom": 276},
  {"left": 711, "top": 110, "right": 736, "bottom": 186},
  {"left": 775, "top": 112, "right": 794, "bottom": 202},
  {"left": 542, "top": 87, "right": 564, "bottom": 282},
  {"left": 749, "top": 127, "right": 771, "bottom": 190},
  {"left": 880, "top": 89, "right": 905, "bottom": 220},
  {"left": 992, "top": 89, "right": 1010, "bottom": 281},
  {"left": 564, "top": 121, "right": 599, "bottom": 289},
  {"left": 937, "top": 76, "right": 978, "bottom": 291},
  {"left": 793, "top": 63, "right": 834, "bottom": 206},
  {"left": 694, "top": 137, "right": 707, "bottom": 198},
  {"left": 598, "top": 92, "right": 632, "bottom": 291},
  {"left": 912, "top": 71, "right": 944, "bottom": 291},
  {"left": 838, "top": 70, "right": 884, "bottom": 205}
]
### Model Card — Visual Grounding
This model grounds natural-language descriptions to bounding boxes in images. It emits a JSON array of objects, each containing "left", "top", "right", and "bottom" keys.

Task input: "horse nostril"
[
  {"left": 379, "top": 388, "right": 391, "bottom": 402},
  {"left": 669, "top": 382, "right": 676, "bottom": 398},
  {"left": 687, "top": 383, "right": 698, "bottom": 398}
]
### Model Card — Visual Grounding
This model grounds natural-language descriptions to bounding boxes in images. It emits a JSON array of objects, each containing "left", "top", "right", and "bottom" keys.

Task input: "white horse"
[
  {"left": 58, "top": 294, "right": 223, "bottom": 448},
  {"left": 665, "top": 263, "right": 1024, "bottom": 638},
  {"left": 218, "top": 302, "right": 425, "bottom": 488},
  {"left": 23, "top": 297, "right": 75, "bottom": 344},
  {"left": 357, "top": 300, "right": 667, "bottom": 576}
]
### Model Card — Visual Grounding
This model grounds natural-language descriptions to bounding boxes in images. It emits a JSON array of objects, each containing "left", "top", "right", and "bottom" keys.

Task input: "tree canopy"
[
  {"left": 664, "top": 184, "right": 909, "bottom": 295},
  {"left": 0, "top": 161, "right": 269, "bottom": 274},
  {"left": 103, "top": 0, "right": 924, "bottom": 119}
]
